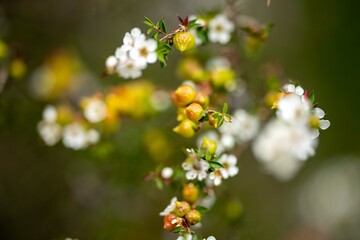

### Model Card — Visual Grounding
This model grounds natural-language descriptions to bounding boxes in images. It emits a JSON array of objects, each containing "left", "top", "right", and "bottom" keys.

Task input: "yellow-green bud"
[
  {"left": 172, "top": 85, "right": 196, "bottom": 107},
  {"left": 208, "top": 114, "right": 219, "bottom": 128},
  {"left": 186, "top": 103, "right": 203, "bottom": 122},
  {"left": 174, "top": 201, "right": 191, "bottom": 217},
  {"left": 200, "top": 137, "right": 217, "bottom": 155},
  {"left": 185, "top": 209, "right": 201, "bottom": 225},
  {"left": 173, "top": 32, "right": 196, "bottom": 52},
  {"left": 182, "top": 183, "right": 199, "bottom": 204},
  {"left": 210, "top": 68, "right": 235, "bottom": 89},
  {"left": 173, "top": 119, "right": 196, "bottom": 138}
]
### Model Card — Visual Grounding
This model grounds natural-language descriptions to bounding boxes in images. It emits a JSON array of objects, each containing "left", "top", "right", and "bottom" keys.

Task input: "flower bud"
[
  {"left": 173, "top": 201, "right": 191, "bottom": 217},
  {"left": 194, "top": 92, "right": 209, "bottom": 107},
  {"left": 208, "top": 114, "right": 219, "bottom": 128},
  {"left": 200, "top": 137, "right": 217, "bottom": 156},
  {"left": 173, "top": 32, "right": 196, "bottom": 52},
  {"left": 186, "top": 103, "right": 203, "bottom": 122},
  {"left": 105, "top": 55, "right": 118, "bottom": 73},
  {"left": 210, "top": 68, "right": 235, "bottom": 89},
  {"left": 182, "top": 183, "right": 199, "bottom": 204},
  {"left": 172, "top": 85, "right": 196, "bottom": 107},
  {"left": 173, "top": 119, "right": 196, "bottom": 138},
  {"left": 185, "top": 209, "right": 201, "bottom": 225},
  {"left": 163, "top": 213, "right": 180, "bottom": 230}
]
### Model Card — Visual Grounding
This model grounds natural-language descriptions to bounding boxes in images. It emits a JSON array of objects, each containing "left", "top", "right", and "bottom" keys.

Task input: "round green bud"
[{"left": 174, "top": 201, "right": 191, "bottom": 217}]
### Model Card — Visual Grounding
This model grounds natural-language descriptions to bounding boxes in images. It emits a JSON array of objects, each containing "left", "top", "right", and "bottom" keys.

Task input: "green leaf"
[
  {"left": 154, "top": 178, "right": 163, "bottom": 190},
  {"left": 209, "top": 161, "right": 224, "bottom": 169},
  {"left": 196, "top": 205, "right": 209, "bottom": 214},
  {"left": 187, "top": 20, "right": 201, "bottom": 30},
  {"left": 144, "top": 17, "right": 154, "bottom": 27},
  {"left": 222, "top": 103, "right": 228, "bottom": 113},
  {"left": 205, "top": 151, "right": 212, "bottom": 161},
  {"left": 159, "top": 19, "right": 167, "bottom": 33},
  {"left": 309, "top": 92, "right": 315, "bottom": 103},
  {"left": 172, "top": 226, "right": 183, "bottom": 233},
  {"left": 147, "top": 27, "right": 153, "bottom": 35},
  {"left": 212, "top": 113, "right": 219, "bottom": 119},
  {"left": 218, "top": 116, "right": 224, "bottom": 127}
]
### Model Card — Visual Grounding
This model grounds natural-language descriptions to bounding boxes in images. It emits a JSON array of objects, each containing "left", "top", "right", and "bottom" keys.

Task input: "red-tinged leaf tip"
[
  {"left": 304, "top": 90, "right": 309, "bottom": 99},
  {"left": 184, "top": 16, "right": 189, "bottom": 26}
]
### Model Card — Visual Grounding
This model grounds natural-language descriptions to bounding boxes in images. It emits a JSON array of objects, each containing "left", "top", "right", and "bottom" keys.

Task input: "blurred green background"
[{"left": 1, "top": 0, "right": 360, "bottom": 239}]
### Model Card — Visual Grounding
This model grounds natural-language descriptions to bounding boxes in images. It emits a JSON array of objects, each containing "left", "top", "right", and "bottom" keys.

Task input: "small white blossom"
[
  {"left": 219, "top": 154, "right": 239, "bottom": 179},
  {"left": 129, "top": 38, "right": 157, "bottom": 67},
  {"left": 37, "top": 121, "right": 62, "bottom": 146},
  {"left": 182, "top": 158, "right": 209, "bottom": 181},
  {"left": 198, "top": 190, "right": 216, "bottom": 209},
  {"left": 87, "top": 129, "right": 100, "bottom": 144},
  {"left": 105, "top": 55, "right": 118, "bottom": 72},
  {"left": 150, "top": 90, "right": 171, "bottom": 112},
  {"left": 161, "top": 167, "right": 174, "bottom": 179},
  {"left": 262, "top": 156, "right": 303, "bottom": 181},
  {"left": 83, "top": 98, "right": 107, "bottom": 123},
  {"left": 204, "top": 236, "right": 216, "bottom": 240},
  {"left": 219, "top": 109, "right": 259, "bottom": 143},
  {"left": 43, "top": 105, "right": 58, "bottom": 122},
  {"left": 159, "top": 197, "right": 177, "bottom": 216},
  {"left": 276, "top": 94, "right": 311, "bottom": 124},
  {"left": 116, "top": 58, "right": 143, "bottom": 79},
  {"left": 177, "top": 234, "right": 192, "bottom": 240},
  {"left": 122, "top": 27, "right": 146, "bottom": 50},
  {"left": 62, "top": 122, "right": 89, "bottom": 150},
  {"left": 208, "top": 14, "right": 234, "bottom": 44}
]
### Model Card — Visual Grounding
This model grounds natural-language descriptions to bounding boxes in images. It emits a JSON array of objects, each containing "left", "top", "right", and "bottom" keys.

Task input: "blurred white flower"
[
  {"left": 204, "top": 236, "right": 216, "bottom": 240},
  {"left": 150, "top": 90, "right": 171, "bottom": 112},
  {"left": 182, "top": 158, "right": 209, "bottom": 181},
  {"left": 198, "top": 190, "right": 216, "bottom": 209},
  {"left": 208, "top": 14, "right": 234, "bottom": 44},
  {"left": 208, "top": 170, "right": 223, "bottom": 186},
  {"left": 219, "top": 109, "right": 259, "bottom": 143},
  {"left": 276, "top": 94, "right": 311, "bottom": 125},
  {"left": 37, "top": 121, "right": 62, "bottom": 146},
  {"left": 159, "top": 196, "right": 177, "bottom": 216},
  {"left": 43, "top": 105, "right": 58, "bottom": 122},
  {"left": 161, "top": 167, "right": 174, "bottom": 179},
  {"left": 252, "top": 119, "right": 317, "bottom": 180},
  {"left": 62, "top": 122, "right": 89, "bottom": 150},
  {"left": 105, "top": 55, "right": 118, "bottom": 72},
  {"left": 83, "top": 98, "right": 107, "bottom": 123},
  {"left": 87, "top": 129, "right": 100, "bottom": 144},
  {"left": 177, "top": 234, "right": 192, "bottom": 240},
  {"left": 261, "top": 156, "right": 303, "bottom": 181}
]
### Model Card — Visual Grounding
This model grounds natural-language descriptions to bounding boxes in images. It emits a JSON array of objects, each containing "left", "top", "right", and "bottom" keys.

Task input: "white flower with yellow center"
[
  {"left": 182, "top": 158, "right": 209, "bottom": 181},
  {"left": 116, "top": 58, "right": 143, "bottom": 79},
  {"left": 129, "top": 38, "right": 157, "bottom": 67},
  {"left": 83, "top": 98, "right": 107, "bottom": 123},
  {"left": 208, "top": 14, "right": 234, "bottom": 44},
  {"left": 62, "top": 122, "right": 89, "bottom": 150}
]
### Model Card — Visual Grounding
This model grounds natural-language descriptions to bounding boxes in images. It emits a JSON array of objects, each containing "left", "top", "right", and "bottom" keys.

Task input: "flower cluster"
[
  {"left": 157, "top": 137, "right": 239, "bottom": 239},
  {"left": 252, "top": 83, "right": 330, "bottom": 180},
  {"left": 105, "top": 28, "right": 158, "bottom": 79},
  {"left": 37, "top": 80, "right": 170, "bottom": 149}
]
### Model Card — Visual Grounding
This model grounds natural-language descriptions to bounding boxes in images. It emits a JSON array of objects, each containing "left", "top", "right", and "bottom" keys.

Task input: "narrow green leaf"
[
  {"left": 159, "top": 19, "right": 167, "bottom": 33},
  {"left": 222, "top": 103, "right": 228, "bottom": 113},
  {"left": 205, "top": 151, "right": 212, "bottom": 161},
  {"left": 144, "top": 17, "right": 154, "bottom": 27},
  {"left": 209, "top": 161, "right": 224, "bottom": 169},
  {"left": 147, "top": 27, "right": 153, "bottom": 35},
  {"left": 196, "top": 206, "right": 209, "bottom": 214},
  {"left": 154, "top": 178, "right": 163, "bottom": 190},
  {"left": 172, "top": 226, "right": 183, "bottom": 233}
]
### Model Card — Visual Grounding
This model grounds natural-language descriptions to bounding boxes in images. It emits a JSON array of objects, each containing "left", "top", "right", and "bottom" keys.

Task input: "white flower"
[
  {"left": 208, "top": 170, "right": 223, "bottom": 186},
  {"left": 62, "top": 122, "right": 89, "bottom": 150},
  {"left": 206, "top": 57, "right": 231, "bottom": 70},
  {"left": 283, "top": 83, "right": 304, "bottom": 96},
  {"left": 161, "top": 167, "right": 174, "bottom": 179},
  {"left": 208, "top": 14, "right": 234, "bottom": 44},
  {"left": 116, "top": 58, "right": 143, "bottom": 79},
  {"left": 122, "top": 27, "right": 146, "bottom": 50},
  {"left": 150, "top": 90, "right": 171, "bottom": 111},
  {"left": 159, "top": 197, "right": 177, "bottom": 216},
  {"left": 43, "top": 105, "right": 57, "bottom": 122},
  {"left": 261, "top": 156, "right": 303, "bottom": 181},
  {"left": 83, "top": 98, "right": 107, "bottom": 123},
  {"left": 204, "top": 236, "right": 216, "bottom": 240},
  {"left": 105, "top": 55, "right": 118, "bottom": 72},
  {"left": 252, "top": 119, "right": 317, "bottom": 163},
  {"left": 252, "top": 119, "right": 317, "bottom": 180},
  {"left": 37, "top": 121, "right": 62, "bottom": 146},
  {"left": 313, "top": 107, "right": 330, "bottom": 129},
  {"left": 198, "top": 190, "right": 216, "bottom": 209},
  {"left": 219, "top": 109, "right": 259, "bottom": 143},
  {"left": 219, "top": 154, "right": 239, "bottom": 179},
  {"left": 182, "top": 158, "right": 209, "bottom": 181},
  {"left": 87, "top": 129, "right": 100, "bottom": 144},
  {"left": 177, "top": 234, "right": 192, "bottom": 240},
  {"left": 276, "top": 94, "right": 311, "bottom": 124},
  {"left": 129, "top": 38, "right": 157, "bottom": 67}
]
